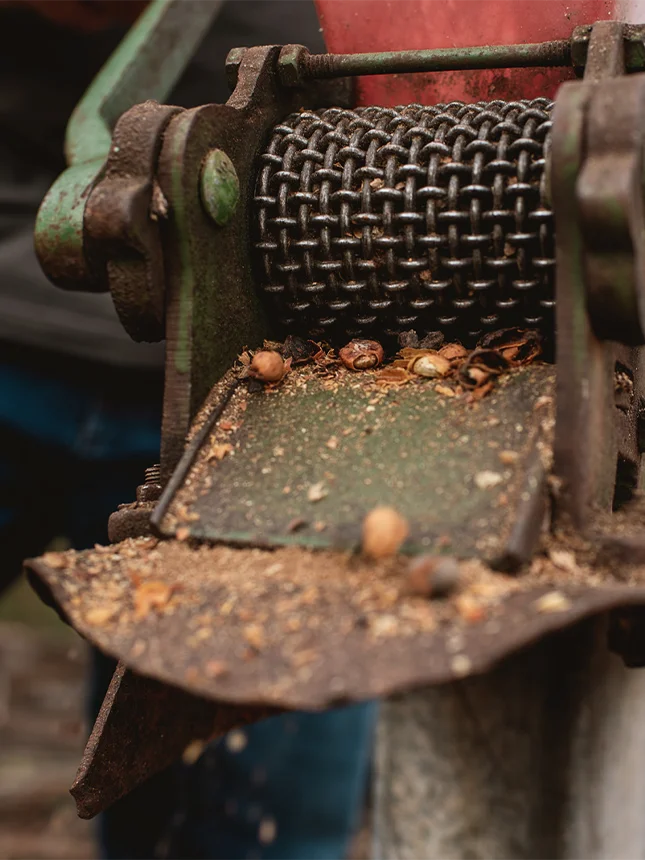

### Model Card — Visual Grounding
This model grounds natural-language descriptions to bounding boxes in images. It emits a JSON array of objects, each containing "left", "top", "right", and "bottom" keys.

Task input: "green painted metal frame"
[{"left": 34, "top": 0, "right": 222, "bottom": 291}]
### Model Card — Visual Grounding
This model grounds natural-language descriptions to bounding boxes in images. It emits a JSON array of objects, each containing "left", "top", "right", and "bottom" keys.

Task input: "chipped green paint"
[
  {"left": 66, "top": 0, "right": 221, "bottom": 166},
  {"left": 34, "top": 161, "right": 104, "bottom": 290},
  {"left": 35, "top": 0, "right": 221, "bottom": 291}
]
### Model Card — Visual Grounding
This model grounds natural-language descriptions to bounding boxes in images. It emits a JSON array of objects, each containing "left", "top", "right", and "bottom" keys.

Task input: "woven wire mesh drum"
[{"left": 254, "top": 99, "right": 554, "bottom": 343}]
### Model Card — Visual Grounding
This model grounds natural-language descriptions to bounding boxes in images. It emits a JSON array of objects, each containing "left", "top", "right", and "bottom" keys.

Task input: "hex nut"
[{"left": 277, "top": 44, "right": 310, "bottom": 87}]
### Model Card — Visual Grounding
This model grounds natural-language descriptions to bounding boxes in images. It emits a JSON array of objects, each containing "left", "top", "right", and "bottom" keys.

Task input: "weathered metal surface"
[
  {"left": 226, "top": 46, "right": 356, "bottom": 107},
  {"left": 551, "top": 20, "right": 645, "bottom": 526},
  {"left": 24, "top": 520, "right": 645, "bottom": 713},
  {"left": 34, "top": 161, "right": 105, "bottom": 291},
  {"left": 71, "top": 661, "right": 277, "bottom": 819},
  {"left": 157, "top": 372, "right": 241, "bottom": 509},
  {"left": 35, "top": 0, "right": 222, "bottom": 293},
  {"left": 106, "top": 465, "right": 163, "bottom": 559},
  {"left": 571, "top": 22, "right": 645, "bottom": 78},
  {"left": 154, "top": 364, "right": 554, "bottom": 566},
  {"left": 107, "top": 503, "right": 157, "bottom": 543},
  {"left": 551, "top": 82, "right": 617, "bottom": 526},
  {"left": 256, "top": 101, "right": 554, "bottom": 343},
  {"left": 25, "top": 0, "right": 645, "bottom": 835},
  {"left": 579, "top": 74, "right": 645, "bottom": 345},
  {"left": 136, "top": 464, "right": 163, "bottom": 504},
  {"left": 576, "top": 20, "right": 626, "bottom": 82},
  {"left": 65, "top": 0, "right": 222, "bottom": 166}
]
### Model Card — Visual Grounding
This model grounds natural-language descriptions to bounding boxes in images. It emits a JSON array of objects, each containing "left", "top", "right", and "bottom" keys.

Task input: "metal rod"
[
  {"left": 65, "top": 0, "right": 222, "bottom": 166},
  {"left": 151, "top": 377, "right": 241, "bottom": 535},
  {"left": 301, "top": 40, "right": 572, "bottom": 80}
]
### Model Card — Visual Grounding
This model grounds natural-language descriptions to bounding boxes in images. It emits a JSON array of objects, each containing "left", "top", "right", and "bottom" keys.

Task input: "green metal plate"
[{"left": 155, "top": 363, "right": 555, "bottom": 563}]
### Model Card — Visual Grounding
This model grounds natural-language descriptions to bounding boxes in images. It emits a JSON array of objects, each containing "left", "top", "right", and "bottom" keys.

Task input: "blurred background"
[
  {"left": 0, "top": 3, "right": 375, "bottom": 859},
  {"left": 0, "top": 576, "right": 92, "bottom": 859}
]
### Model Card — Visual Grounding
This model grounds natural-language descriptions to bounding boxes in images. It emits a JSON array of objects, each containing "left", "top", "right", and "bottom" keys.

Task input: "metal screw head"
[
  {"left": 200, "top": 150, "right": 239, "bottom": 226},
  {"left": 225, "top": 47, "right": 247, "bottom": 91},
  {"left": 278, "top": 44, "right": 310, "bottom": 87}
]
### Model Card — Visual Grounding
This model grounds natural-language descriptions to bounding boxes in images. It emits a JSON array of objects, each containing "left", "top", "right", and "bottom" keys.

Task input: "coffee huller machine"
[{"left": 25, "top": 0, "right": 645, "bottom": 855}]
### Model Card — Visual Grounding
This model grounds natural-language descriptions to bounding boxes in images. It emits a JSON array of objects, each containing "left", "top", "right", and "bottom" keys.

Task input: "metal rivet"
[{"left": 200, "top": 149, "right": 239, "bottom": 226}]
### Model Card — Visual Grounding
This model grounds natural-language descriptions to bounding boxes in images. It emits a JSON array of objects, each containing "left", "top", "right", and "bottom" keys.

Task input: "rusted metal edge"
[
  {"left": 152, "top": 376, "right": 241, "bottom": 532},
  {"left": 71, "top": 662, "right": 278, "bottom": 819},
  {"left": 24, "top": 552, "right": 645, "bottom": 712}
]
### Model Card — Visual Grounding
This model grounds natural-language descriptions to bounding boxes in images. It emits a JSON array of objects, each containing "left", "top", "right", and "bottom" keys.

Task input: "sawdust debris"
[
  {"left": 534, "top": 590, "right": 572, "bottom": 613},
  {"left": 307, "top": 482, "right": 328, "bottom": 502},
  {"left": 208, "top": 443, "right": 233, "bottom": 461},
  {"left": 133, "top": 580, "right": 174, "bottom": 619}
]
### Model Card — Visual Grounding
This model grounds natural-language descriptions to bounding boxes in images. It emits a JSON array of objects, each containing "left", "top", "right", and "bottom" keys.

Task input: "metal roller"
[{"left": 255, "top": 99, "right": 554, "bottom": 342}]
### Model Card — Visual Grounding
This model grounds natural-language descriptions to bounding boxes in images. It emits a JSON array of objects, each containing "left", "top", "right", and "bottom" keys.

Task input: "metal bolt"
[
  {"left": 144, "top": 464, "right": 161, "bottom": 483},
  {"left": 278, "top": 44, "right": 310, "bottom": 87},
  {"left": 137, "top": 464, "right": 162, "bottom": 503},
  {"left": 200, "top": 150, "right": 239, "bottom": 226},
  {"left": 225, "top": 47, "right": 247, "bottom": 91}
]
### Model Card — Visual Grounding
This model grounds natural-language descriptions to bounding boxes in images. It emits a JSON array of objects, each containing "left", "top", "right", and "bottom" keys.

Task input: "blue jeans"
[{"left": 1, "top": 347, "right": 377, "bottom": 859}]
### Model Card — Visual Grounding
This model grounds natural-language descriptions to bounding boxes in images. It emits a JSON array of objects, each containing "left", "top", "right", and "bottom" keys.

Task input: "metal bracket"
[
  {"left": 579, "top": 74, "right": 645, "bottom": 345},
  {"left": 85, "top": 102, "right": 182, "bottom": 341},
  {"left": 570, "top": 22, "right": 645, "bottom": 78},
  {"left": 156, "top": 46, "right": 353, "bottom": 476},
  {"left": 552, "top": 21, "right": 645, "bottom": 527}
]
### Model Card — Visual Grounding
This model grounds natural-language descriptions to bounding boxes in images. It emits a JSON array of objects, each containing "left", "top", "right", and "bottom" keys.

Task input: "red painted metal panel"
[{"left": 314, "top": 0, "right": 619, "bottom": 105}]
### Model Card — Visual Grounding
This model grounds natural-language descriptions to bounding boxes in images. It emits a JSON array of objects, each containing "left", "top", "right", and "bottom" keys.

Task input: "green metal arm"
[{"left": 35, "top": 0, "right": 222, "bottom": 290}]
